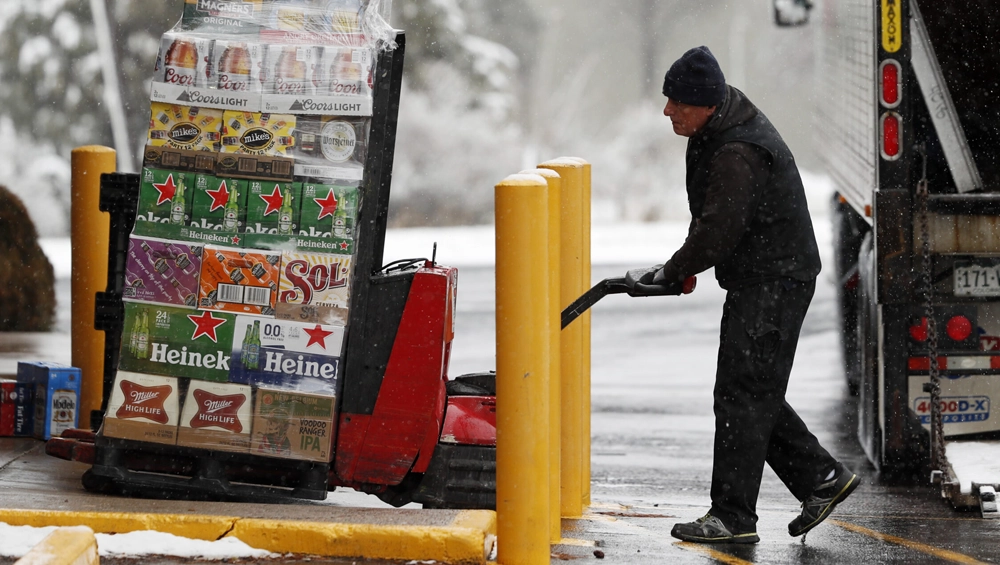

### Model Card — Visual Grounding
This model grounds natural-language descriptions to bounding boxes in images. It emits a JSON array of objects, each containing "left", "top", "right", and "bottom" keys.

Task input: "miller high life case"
[
  {"left": 147, "top": 103, "right": 223, "bottom": 152},
  {"left": 243, "top": 180, "right": 300, "bottom": 249},
  {"left": 102, "top": 371, "right": 181, "bottom": 446},
  {"left": 123, "top": 235, "right": 203, "bottom": 309},
  {"left": 199, "top": 246, "right": 280, "bottom": 316},
  {"left": 177, "top": 381, "right": 253, "bottom": 453},
  {"left": 120, "top": 302, "right": 236, "bottom": 383},
  {"left": 230, "top": 316, "right": 344, "bottom": 395},
  {"left": 134, "top": 168, "right": 195, "bottom": 241},
  {"left": 277, "top": 251, "right": 353, "bottom": 314},
  {"left": 220, "top": 110, "right": 296, "bottom": 156},
  {"left": 17, "top": 362, "right": 81, "bottom": 441},
  {"left": 251, "top": 388, "right": 335, "bottom": 462}
]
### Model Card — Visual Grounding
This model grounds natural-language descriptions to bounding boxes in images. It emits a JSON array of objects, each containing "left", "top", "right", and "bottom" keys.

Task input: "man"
[{"left": 641, "top": 46, "right": 859, "bottom": 543}]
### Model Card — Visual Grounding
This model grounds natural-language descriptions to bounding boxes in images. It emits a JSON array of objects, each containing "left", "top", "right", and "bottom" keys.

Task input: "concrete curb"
[
  {"left": 15, "top": 526, "right": 99, "bottom": 565},
  {"left": 0, "top": 508, "right": 497, "bottom": 564}
]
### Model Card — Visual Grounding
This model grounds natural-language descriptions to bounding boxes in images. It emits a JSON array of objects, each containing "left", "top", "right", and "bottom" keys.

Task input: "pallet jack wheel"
[{"left": 81, "top": 469, "right": 118, "bottom": 494}]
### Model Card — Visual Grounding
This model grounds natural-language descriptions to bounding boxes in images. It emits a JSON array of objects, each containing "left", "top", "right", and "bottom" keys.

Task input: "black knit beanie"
[{"left": 662, "top": 46, "right": 726, "bottom": 107}]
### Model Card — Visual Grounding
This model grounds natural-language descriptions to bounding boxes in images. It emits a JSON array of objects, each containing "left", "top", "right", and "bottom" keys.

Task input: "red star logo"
[
  {"left": 206, "top": 180, "right": 230, "bottom": 212},
  {"left": 304, "top": 324, "right": 334, "bottom": 349},
  {"left": 116, "top": 380, "right": 172, "bottom": 424},
  {"left": 339, "top": 242, "right": 349, "bottom": 250},
  {"left": 188, "top": 310, "right": 227, "bottom": 342},
  {"left": 314, "top": 190, "right": 338, "bottom": 220},
  {"left": 152, "top": 174, "right": 177, "bottom": 206},
  {"left": 231, "top": 235, "right": 241, "bottom": 245},
  {"left": 259, "top": 185, "right": 284, "bottom": 216}
]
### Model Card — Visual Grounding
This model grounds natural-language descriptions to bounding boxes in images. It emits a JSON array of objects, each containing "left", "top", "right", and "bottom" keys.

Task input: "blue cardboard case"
[{"left": 17, "top": 361, "right": 82, "bottom": 440}]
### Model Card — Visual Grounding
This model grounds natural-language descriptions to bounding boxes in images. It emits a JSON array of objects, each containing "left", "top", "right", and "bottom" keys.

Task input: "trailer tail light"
[
  {"left": 946, "top": 315, "right": 973, "bottom": 342},
  {"left": 880, "top": 59, "right": 901, "bottom": 108},
  {"left": 880, "top": 112, "right": 901, "bottom": 160},
  {"left": 910, "top": 317, "right": 928, "bottom": 342}
]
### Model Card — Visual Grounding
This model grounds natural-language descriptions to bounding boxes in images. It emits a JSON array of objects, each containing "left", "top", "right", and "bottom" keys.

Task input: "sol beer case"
[
  {"left": 277, "top": 250, "right": 352, "bottom": 312},
  {"left": 17, "top": 362, "right": 81, "bottom": 441},
  {"left": 198, "top": 246, "right": 280, "bottom": 316},
  {"left": 119, "top": 302, "right": 236, "bottom": 383},
  {"left": 103, "top": 371, "right": 181, "bottom": 445},
  {"left": 230, "top": 316, "right": 344, "bottom": 395},
  {"left": 251, "top": 388, "right": 335, "bottom": 462},
  {"left": 177, "top": 381, "right": 253, "bottom": 453}
]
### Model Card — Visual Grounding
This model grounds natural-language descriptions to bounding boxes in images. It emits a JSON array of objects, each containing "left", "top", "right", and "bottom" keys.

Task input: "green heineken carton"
[
  {"left": 242, "top": 180, "right": 300, "bottom": 250},
  {"left": 133, "top": 167, "right": 194, "bottom": 241},
  {"left": 120, "top": 302, "right": 236, "bottom": 383},
  {"left": 183, "top": 174, "right": 248, "bottom": 245},
  {"left": 296, "top": 183, "right": 358, "bottom": 254}
]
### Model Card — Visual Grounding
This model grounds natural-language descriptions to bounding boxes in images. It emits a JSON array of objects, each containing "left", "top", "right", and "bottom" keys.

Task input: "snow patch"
[{"left": 945, "top": 441, "right": 1000, "bottom": 494}]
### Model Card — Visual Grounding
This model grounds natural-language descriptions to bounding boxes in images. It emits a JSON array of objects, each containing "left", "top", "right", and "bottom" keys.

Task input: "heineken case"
[
  {"left": 242, "top": 180, "right": 300, "bottom": 250},
  {"left": 102, "top": 371, "right": 181, "bottom": 446},
  {"left": 230, "top": 316, "right": 344, "bottom": 395},
  {"left": 123, "top": 235, "right": 202, "bottom": 308},
  {"left": 185, "top": 174, "right": 248, "bottom": 242},
  {"left": 277, "top": 251, "right": 353, "bottom": 316},
  {"left": 198, "top": 246, "right": 280, "bottom": 316},
  {"left": 298, "top": 182, "right": 358, "bottom": 242},
  {"left": 147, "top": 103, "right": 223, "bottom": 152},
  {"left": 120, "top": 302, "right": 236, "bottom": 383},
  {"left": 134, "top": 168, "right": 194, "bottom": 241},
  {"left": 177, "top": 381, "right": 252, "bottom": 453},
  {"left": 251, "top": 388, "right": 336, "bottom": 463}
]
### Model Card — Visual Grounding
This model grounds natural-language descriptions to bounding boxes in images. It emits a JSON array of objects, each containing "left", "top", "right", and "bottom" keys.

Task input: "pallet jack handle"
[{"left": 560, "top": 267, "right": 696, "bottom": 329}]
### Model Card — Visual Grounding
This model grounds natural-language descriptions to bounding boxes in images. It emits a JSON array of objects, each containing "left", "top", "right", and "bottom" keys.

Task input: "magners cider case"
[{"left": 119, "top": 302, "right": 235, "bottom": 383}]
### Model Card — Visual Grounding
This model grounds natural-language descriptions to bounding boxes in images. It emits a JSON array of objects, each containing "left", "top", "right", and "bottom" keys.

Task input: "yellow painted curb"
[
  {"left": 0, "top": 508, "right": 498, "bottom": 564},
  {"left": 15, "top": 526, "right": 98, "bottom": 565},
  {"left": 0, "top": 509, "right": 236, "bottom": 540},
  {"left": 229, "top": 510, "right": 496, "bottom": 564}
]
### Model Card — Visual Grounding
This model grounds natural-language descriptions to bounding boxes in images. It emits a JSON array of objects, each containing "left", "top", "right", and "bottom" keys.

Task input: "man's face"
[{"left": 663, "top": 98, "right": 717, "bottom": 137}]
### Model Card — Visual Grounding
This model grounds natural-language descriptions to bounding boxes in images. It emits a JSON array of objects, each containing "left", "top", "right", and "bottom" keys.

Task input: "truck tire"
[{"left": 412, "top": 444, "right": 496, "bottom": 510}]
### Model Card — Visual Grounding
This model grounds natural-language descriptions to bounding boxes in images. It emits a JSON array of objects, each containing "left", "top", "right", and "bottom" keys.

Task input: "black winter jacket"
[{"left": 661, "top": 86, "right": 821, "bottom": 289}]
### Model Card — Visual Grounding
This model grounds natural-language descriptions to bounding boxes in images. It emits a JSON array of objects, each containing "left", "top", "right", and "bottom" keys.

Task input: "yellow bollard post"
[
  {"left": 495, "top": 173, "right": 551, "bottom": 564},
  {"left": 520, "top": 167, "right": 562, "bottom": 542},
  {"left": 565, "top": 157, "right": 592, "bottom": 507},
  {"left": 539, "top": 158, "right": 584, "bottom": 518},
  {"left": 71, "top": 146, "right": 116, "bottom": 428}
]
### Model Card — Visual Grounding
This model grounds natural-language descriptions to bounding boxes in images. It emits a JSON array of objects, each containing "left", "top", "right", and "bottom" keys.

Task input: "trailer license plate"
[{"left": 954, "top": 263, "right": 1000, "bottom": 296}]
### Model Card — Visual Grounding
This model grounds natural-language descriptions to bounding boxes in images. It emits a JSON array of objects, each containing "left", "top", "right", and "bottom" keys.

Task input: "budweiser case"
[
  {"left": 123, "top": 235, "right": 203, "bottom": 309},
  {"left": 0, "top": 379, "right": 34, "bottom": 437},
  {"left": 198, "top": 246, "right": 280, "bottom": 316},
  {"left": 147, "top": 103, "right": 223, "bottom": 152},
  {"left": 177, "top": 381, "right": 253, "bottom": 453},
  {"left": 102, "top": 371, "right": 181, "bottom": 445},
  {"left": 277, "top": 251, "right": 353, "bottom": 314},
  {"left": 230, "top": 316, "right": 344, "bottom": 395},
  {"left": 120, "top": 302, "right": 236, "bottom": 383},
  {"left": 251, "top": 388, "right": 335, "bottom": 462},
  {"left": 17, "top": 362, "right": 81, "bottom": 440},
  {"left": 242, "top": 180, "right": 300, "bottom": 249}
]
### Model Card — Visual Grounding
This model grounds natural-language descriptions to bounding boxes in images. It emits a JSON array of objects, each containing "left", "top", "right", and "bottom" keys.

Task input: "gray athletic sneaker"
[
  {"left": 670, "top": 513, "right": 760, "bottom": 544},
  {"left": 788, "top": 462, "right": 860, "bottom": 537}
]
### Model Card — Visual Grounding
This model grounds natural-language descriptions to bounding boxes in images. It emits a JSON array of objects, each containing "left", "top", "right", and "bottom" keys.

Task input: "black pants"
[{"left": 709, "top": 279, "right": 837, "bottom": 532}]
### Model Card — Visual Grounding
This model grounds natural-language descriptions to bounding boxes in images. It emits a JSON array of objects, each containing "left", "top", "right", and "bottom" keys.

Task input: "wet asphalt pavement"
[{"left": 8, "top": 258, "right": 1000, "bottom": 564}]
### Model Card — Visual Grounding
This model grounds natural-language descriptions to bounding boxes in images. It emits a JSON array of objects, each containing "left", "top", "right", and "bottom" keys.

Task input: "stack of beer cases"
[{"left": 102, "top": 0, "right": 391, "bottom": 465}]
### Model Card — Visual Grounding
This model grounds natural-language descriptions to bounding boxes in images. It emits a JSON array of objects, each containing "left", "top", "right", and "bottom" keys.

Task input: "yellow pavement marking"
[
  {"left": 555, "top": 537, "right": 597, "bottom": 547},
  {"left": 15, "top": 526, "right": 98, "bottom": 565},
  {"left": 674, "top": 542, "right": 755, "bottom": 565},
  {"left": 831, "top": 519, "right": 988, "bottom": 565},
  {"left": 0, "top": 508, "right": 497, "bottom": 564}
]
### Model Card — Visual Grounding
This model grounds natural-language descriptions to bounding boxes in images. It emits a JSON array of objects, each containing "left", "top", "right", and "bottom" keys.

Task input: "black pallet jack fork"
[{"left": 561, "top": 267, "right": 696, "bottom": 329}]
